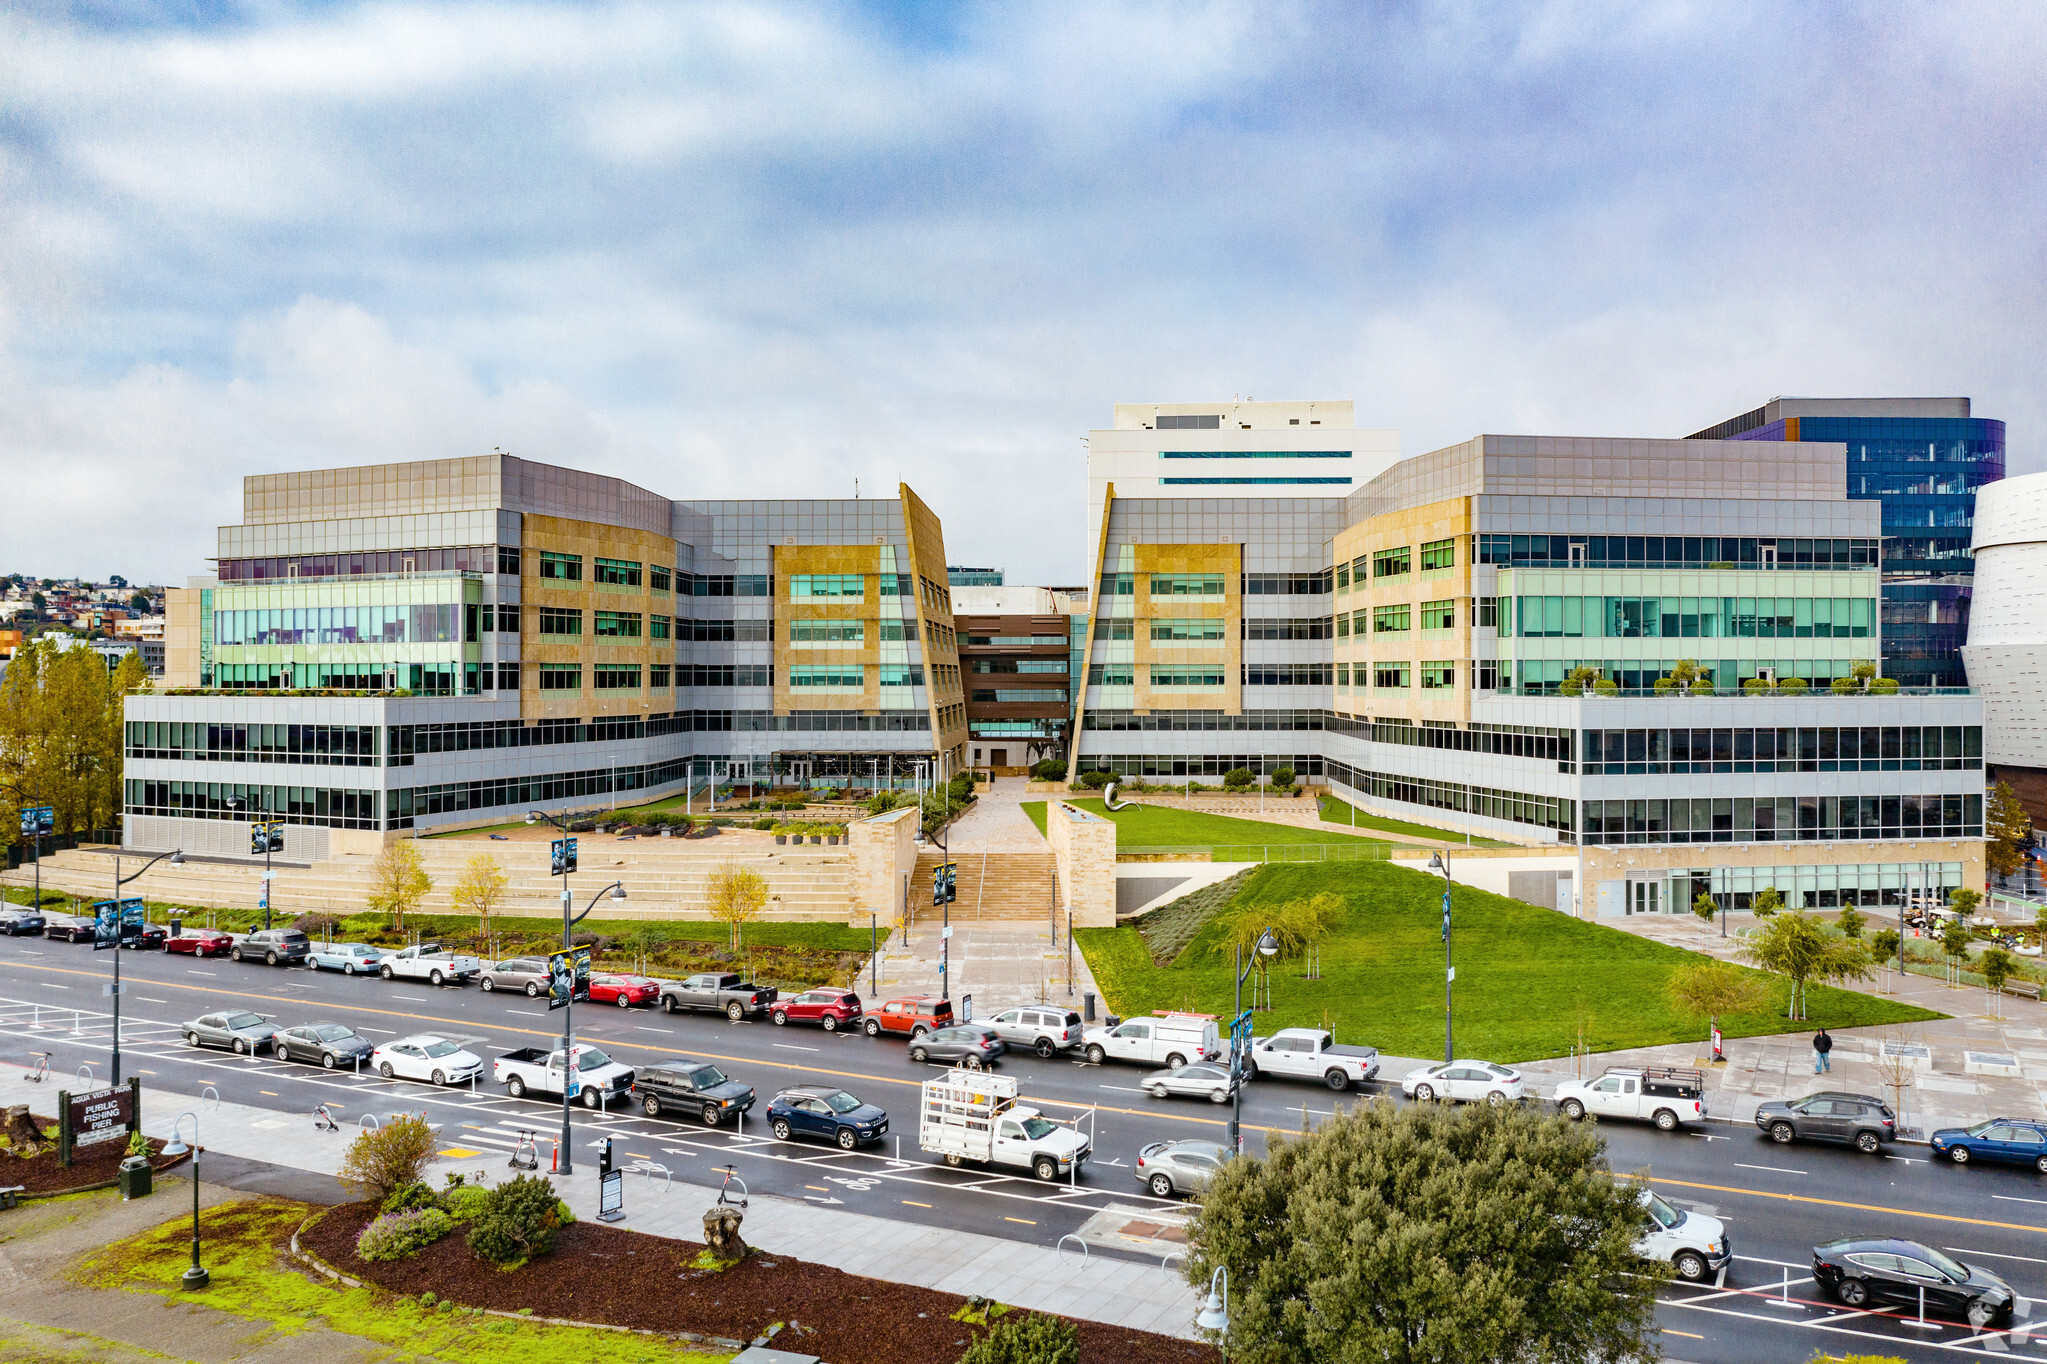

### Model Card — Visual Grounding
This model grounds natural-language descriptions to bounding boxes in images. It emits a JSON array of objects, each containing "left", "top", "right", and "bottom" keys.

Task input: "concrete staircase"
[{"left": 913, "top": 850, "right": 1059, "bottom": 922}]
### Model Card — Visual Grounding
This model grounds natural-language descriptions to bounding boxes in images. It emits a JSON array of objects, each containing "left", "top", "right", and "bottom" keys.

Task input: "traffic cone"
[{"left": 549, "top": 1141, "right": 558, "bottom": 1173}]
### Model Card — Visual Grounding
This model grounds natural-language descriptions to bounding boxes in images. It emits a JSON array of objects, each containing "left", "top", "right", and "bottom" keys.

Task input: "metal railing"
[
  {"left": 1119, "top": 843, "right": 1391, "bottom": 864},
  {"left": 1501, "top": 685, "right": 1974, "bottom": 699}
]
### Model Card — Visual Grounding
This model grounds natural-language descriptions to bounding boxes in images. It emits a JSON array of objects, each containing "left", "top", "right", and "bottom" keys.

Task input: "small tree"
[
  {"left": 1690, "top": 890, "right": 1718, "bottom": 939},
  {"left": 339, "top": 1114, "right": 440, "bottom": 1203},
  {"left": 1870, "top": 927, "right": 1902, "bottom": 987},
  {"left": 705, "top": 861, "right": 768, "bottom": 950},
  {"left": 956, "top": 1313, "right": 1080, "bottom": 1364},
  {"left": 1559, "top": 664, "right": 1600, "bottom": 697},
  {"left": 1981, "top": 947, "right": 2016, "bottom": 1018},
  {"left": 1941, "top": 915, "right": 1973, "bottom": 986},
  {"left": 1837, "top": 904, "right": 1865, "bottom": 939},
  {"left": 1750, "top": 886, "right": 1784, "bottom": 919},
  {"left": 1950, "top": 886, "right": 1983, "bottom": 919},
  {"left": 449, "top": 852, "right": 508, "bottom": 944},
  {"left": 367, "top": 840, "right": 432, "bottom": 932},
  {"left": 1270, "top": 765, "right": 1297, "bottom": 791},
  {"left": 1741, "top": 912, "right": 1869, "bottom": 1020},
  {"left": 1666, "top": 959, "right": 1768, "bottom": 1048},
  {"left": 1987, "top": 780, "right": 2033, "bottom": 880}
]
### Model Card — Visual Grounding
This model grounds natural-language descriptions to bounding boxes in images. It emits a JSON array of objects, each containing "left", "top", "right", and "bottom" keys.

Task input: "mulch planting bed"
[
  {"left": 302, "top": 1201, "right": 1210, "bottom": 1364},
  {"left": 0, "top": 1128, "right": 182, "bottom": 1195}
]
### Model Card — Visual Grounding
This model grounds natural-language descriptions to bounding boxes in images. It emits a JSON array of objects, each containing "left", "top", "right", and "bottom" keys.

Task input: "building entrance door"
[
  {"left": 1628, "top": 881, "right": 1661, "bottom": 916},
  {"left": 991, "top": 748, "right": 1008, "bottom": 769}
]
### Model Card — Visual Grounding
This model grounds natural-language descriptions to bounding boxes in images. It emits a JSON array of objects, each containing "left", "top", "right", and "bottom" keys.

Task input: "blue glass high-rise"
[{"left": 1688, "top": 399, "right": 2005, "bottom": 687}]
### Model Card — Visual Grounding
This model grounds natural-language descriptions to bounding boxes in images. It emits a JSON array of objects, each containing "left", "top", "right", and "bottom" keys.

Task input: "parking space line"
[{"left": 1732, "top": 1162, "right": 1807, "bottom": 1176}]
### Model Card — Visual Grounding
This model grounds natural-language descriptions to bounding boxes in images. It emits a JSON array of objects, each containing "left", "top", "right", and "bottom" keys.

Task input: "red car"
[
  {"left": 771, "top": 989, "right": 863, "bottom": 1032},
  {"left": 165, "top": 929, "right": 233, "bottom": 958},
  {"left": 865, "top": 995, "right": 953, "bottom": 1039},
  {"left": 587, "top": 974, "right": 660, "bottom": 1008}
]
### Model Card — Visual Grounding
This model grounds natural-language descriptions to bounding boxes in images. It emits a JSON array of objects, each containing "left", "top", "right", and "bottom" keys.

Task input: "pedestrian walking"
[{"left": 1813, "top": 1027, "right": 1833, "bottom": 1073}]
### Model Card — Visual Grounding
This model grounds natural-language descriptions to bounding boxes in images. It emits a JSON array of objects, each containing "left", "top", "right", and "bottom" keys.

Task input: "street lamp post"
[
  {"left": 108, "top": 847, "right": 183, "bottom": 1084},
  {"left": 1228, "top": 927, "right": 1278, "bottom": 1154},
  {"left": 526, "top": 809, "right": 625, "bottom": 1176},
  {"left": 4, "top": 785, "right": 50, "bottom": 922},
  {"left": 1428, "top": 852, "right": 1454, "bottom": 1064},
  {"left": 161, "top": 1111, "right": 207, "bottom": 1289},
  {"left": 1196, "top": 1265, "right": 1230, "bottom": 1356}
]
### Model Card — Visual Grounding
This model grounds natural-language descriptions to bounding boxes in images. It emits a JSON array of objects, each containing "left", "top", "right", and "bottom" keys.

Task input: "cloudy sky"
[{"left": 3, "top": 1, "right": 2041, "bottom": 586}]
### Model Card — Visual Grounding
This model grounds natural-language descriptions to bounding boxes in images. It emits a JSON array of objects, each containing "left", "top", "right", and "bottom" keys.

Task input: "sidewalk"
[
  {"left": 878, "top": 919, "right": 1106, "bottom": 1018},
  {"left": 943, "top": 777, "right": 1049, "bottom": 851}
]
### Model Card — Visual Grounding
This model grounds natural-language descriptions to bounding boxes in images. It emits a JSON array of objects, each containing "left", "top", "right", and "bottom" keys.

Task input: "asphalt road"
[{"left": 1, "top": 936, "right": 2044, "bottom": 1363}]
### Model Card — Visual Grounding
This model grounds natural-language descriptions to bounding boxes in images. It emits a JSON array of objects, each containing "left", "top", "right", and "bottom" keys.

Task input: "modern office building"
[
  {"left": 1687, "top": 397, "right": 2006, "bottom": 687},
  {"left": 126, "top": 455, "right": 966, "bottom": 858},
  {"left": 1961, "top": 471, "right": 2047, "bottom": 825},
  {"left": 952, "top": 584, "right": 1088, "bottom": 773},
  {"left": 947, "top": 567, "right": 1005, "bottom": 587},
  {"left": 1075, "top": 417, "right": 1988, "bottom": 911}
]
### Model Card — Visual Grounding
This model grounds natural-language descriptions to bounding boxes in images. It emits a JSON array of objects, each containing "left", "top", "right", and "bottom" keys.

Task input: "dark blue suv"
[
  {"left": 1931, "top": 1119, "right": 2047, "bottom": 1173},
  {"left": 766, "top": 1085, "right": 888, "bottom": 1150}
]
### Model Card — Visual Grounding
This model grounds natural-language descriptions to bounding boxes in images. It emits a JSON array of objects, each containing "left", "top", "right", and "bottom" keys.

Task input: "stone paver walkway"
[
  {"left": 875, "top": 920, "right": 1105, "bottom": 1020},
  {"left": 943, "top": 777, "right": 1050, "bottom": 851}
]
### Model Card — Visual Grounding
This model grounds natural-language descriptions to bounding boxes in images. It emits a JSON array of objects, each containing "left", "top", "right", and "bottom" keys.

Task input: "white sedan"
[
  {"left": 371, "top": 1034, "right": 484, "bottom": 1086},
  {"left": 1400, "top": 1060, "right": 1526, "bottom": 1105}
]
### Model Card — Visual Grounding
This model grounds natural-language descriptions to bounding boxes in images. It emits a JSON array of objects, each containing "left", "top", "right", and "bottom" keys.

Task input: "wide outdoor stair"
[{"left": 913, "top": 850, "right": 1059, "bottom": 922}]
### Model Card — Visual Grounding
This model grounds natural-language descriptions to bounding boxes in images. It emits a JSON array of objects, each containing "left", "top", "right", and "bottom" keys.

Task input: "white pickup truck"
[
  {"left": 1081, "top": 1012, "right": 1221, "bottom": 1069},
  {"left": 493, "top": 1044, "right": 637, "bottom": 1109},
  {"left": 919, "top": 1070, "right": 1090, "bottom": 1182},
  {"left": 1638, "top": 1186, "right": 1731, "bottom": 1283},
  {"left": 1244, "top": 1028, "right": 1380, "bottom": 1091},
  {"left": 1553, "top": 1066, "right": 1707, "bottom": 1132},
  {"left": 376, "top": 943, "right": 483, "bottom": 986}
]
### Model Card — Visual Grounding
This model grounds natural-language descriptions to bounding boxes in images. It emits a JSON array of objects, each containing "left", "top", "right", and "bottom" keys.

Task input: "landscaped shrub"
[
  {"left": 1075, "top": 769, "right": 1112, "bottom": 789},
  {"left": 1222, "top": 768, "right": 1255, "bottom": 791},
  {"left": 1870, "top": 677, "right": 1899, "bottom": 694},
  {"left": 339, "top": 1114, "right": 439, "bottom": 1204},
  {"left": 865, "top": 790, "right": 905, "bottom": 815},
  {"left": 445, "top": 1184, "right": 492, "bottom": 1223},
  {"left": 293, "top": 913, "right": 342, "bottom": 939},
  {"left": 380, "top": 1180, "right": 446, "bottom": 1215},
  {"left": 1778, "top": 676, "right": 1809, "bottom": 694},
  {"left": 1031, "top": 759, "right": 1067, "bottom": 781},
  {"left": 356, "top": 1207, "right": 453, "bottom": 1262},
  {"left": 466, "top": 1174, "right": 569, "bottom": 1268},
  {"left": 957, "top": 1312, "right": 1080, "bottom": 1364},
  {"left": 1271, "top": 766, "right": 1296, "bottom": 790}
]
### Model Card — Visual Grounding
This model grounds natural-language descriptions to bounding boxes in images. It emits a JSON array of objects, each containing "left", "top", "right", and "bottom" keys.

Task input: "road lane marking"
[
  {"left": 901, "top": 1200, "right": 931, "bottom": 1208},
  {"left": 1732, "top": 1162, "right": 1806, "bottom": 1175},
  {"left": 1993, "top": 1195, "right": 2047, "bottom": 1208},
  {"left": 187, "top": 972, "right": 216, "bottom": 977},
  {"left": 772, "top": 1044, "right": 818, "bottom": 1052},
  {"left": 139, "top": 997, "right": 167, "bottom": 1003},
  {"left": 1005, "top": 1217, "right": 1037, "bottom": 1225},
  {"left": 1646, "top": 1176, "right": 2047, "bottom": 1235},
  {"left": 42, "top": 983, "right": 67, "bottom": 990},
  {"left": 1658, "top": 1328, "right": 1704, "bottom": 1339},
  {"left": 259, "top": 1090, "right": 278, "bottom": 1096},
  {"left": 1947, "top": 1247, "right": 2047, "bottom": 1265},
  {"left": 1099, "top": 1085, "right": 1145, "bottom": 1093}
]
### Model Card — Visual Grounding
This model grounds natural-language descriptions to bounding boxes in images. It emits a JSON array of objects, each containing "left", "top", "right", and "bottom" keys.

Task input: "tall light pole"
[
  {"left": 1197, "top": 1265, "right": 1230, "bottom": 1355},
  {"left": 528, "top": 807, "right": 625, "bottom": 1175},
  {"left": 1228, "top": 926, "right": 1278, "bottom": 1154},
  {"left": 1428, "top": 851, "right": 1454, "bottom": 1063},
  {"left": 5, "top": 785, "right": 51, "bottom": 921},
  {"left": 161, "top": 1111, "right": 206, "bottom": 1289},
  {"left": 106, "top": 847, "right": 182, "bottom": 1084}
]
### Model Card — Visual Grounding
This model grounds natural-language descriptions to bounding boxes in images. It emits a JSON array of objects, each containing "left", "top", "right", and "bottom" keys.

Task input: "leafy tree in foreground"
[{"left": 1186, "top": 1099, "right": 1662, "bottom": 1364}]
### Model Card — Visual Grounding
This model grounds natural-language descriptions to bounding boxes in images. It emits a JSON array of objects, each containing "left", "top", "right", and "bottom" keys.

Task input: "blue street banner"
[
  {"left": 550, "top": 838, "right": 578, "bottom": 877},
  {"left": 19, "top": 807, "right": 53, "bottom": 837},
  {"left": 546, "top": 946, "right": 592, "bottom": 1011},
  {"left": 90, "top": 898, "right": 145, "bottom": 951}
]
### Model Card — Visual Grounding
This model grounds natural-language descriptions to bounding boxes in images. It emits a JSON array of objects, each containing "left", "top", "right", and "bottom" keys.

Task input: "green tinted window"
[
  {"left": 1420, "top": 538, "right": 1456, "bottom": 571},
  {"left": 1148, "top": 573, "right": 1226, "bottom": 597},
  {"left": 539, "top": 552, "right": 582, "bottom": 582}
]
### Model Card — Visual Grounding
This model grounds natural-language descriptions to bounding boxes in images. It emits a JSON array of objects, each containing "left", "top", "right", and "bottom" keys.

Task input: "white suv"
[{"left": 972, "top": 1005, "right": 1085, "bottom": 1059}]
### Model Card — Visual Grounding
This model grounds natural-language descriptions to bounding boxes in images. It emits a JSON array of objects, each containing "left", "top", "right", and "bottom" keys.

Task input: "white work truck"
[
  {"left": 918, "top": 1070, "right": 1090, "bottom": 1182},
  {"left": 377, "top": 944, "right": 483, "bottom": 986},
  {"left": 1244, "top": 1028, "right": 1380, "bottom": 1091},
  {"left": 1553, "top": 1066, "right": 1707, "bottom": 1131},
  {"left": 1081, "top": 1012, "right": 1221, "bottom": 1069},
  {"left": 1638, "top": 1186, "right": 1731, "bottom": 1283},
  {"left": 493, "top": 1044, "right": 637, "bottom": 1109}
]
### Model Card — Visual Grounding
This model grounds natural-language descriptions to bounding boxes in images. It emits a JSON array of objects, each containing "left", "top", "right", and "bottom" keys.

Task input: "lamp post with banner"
[
  {"left": 1428, "top": 852, "right": 1454, "bottom": 1063},
  {"left": 528, "top": 800, "right": 620, "bottom": 1177},
  {"left": 1227, "top": 927, "right": 1279, "bottom": 1154},
  {"left": 11, "top": 797, "right": 54, "bottom": 919},
  {"left": 99, "top": 848, "right": 183, "bottom": 1084}
]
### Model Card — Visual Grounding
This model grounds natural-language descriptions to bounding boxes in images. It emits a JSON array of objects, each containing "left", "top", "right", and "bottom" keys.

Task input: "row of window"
[
  {"left": 1090, "top": 617, "right": 1348, "bottom": 641},
  {"left": 216, "top": 546, "right": 505, "bottom": 582},
  {"left": 1096, "top": 572, "right": 1333, "bottom": 597},
  {"left": 1477, "top": 535, "right": 1879, "bottom": 570},
  {"left": 1085, "top": 664, "right": 1337, "bottom": 687},
  {"left": 1327, "top": 716, "right": 1576, "bottom": 764},
  {"left": 964, "top": 634, "right": 1068, "bottom": 647},
  {"left": 124, "top": 723, "right": 381, "bottom": 766},
  {"left": 1081, "top": 710, "right": 1328, "bottom": 732},
  {"left": 535, "top": 664, "right": 665, "bottom": 691},
  {"left": 1334, "top": 662, "right": 1459, "bottom": 690},
  {"left": 971, "top": 689, "right": 1070, "bottom": 703},
  {"left": 1325, "top": 760, "right": 1577, "bottom": 837},
  {"left": 1579, "top": 725, "right": 1982, "bottom": 773},
  {"left": 1332, "top": 538, "right": 1458, "bottom": 588},
  {"left": 1509, "top": 597, "right": 1876, "bottom": 639},
  {"left": 969, "top": 658, "right": 1067, "bottom": 673},
  {"left": 125, "top": 780, "right": 381, "bottom": 829},
  {"left": 1581, "top": 794, "right": 1982, "bottom": 846},
  {"left": 1512, "top": 658, "right": 1877, "bottom": 690},
  {"left": 214, "top": 605, "right": 466, "bottom": 647},
  {"left": 536, "top": 554, "right": 670, "bottom": 590}
]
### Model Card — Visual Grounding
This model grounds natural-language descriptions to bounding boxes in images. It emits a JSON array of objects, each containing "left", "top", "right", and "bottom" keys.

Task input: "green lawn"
[
  {"left": 1076, "top": 860, "right": 1941, "bottom": 1063},
  {"left": 1316, "top": 795, "right": 1518, "bottom": 847},
  {"left": 1020, "top": 798, "right": 1392, "bottom": 854}
]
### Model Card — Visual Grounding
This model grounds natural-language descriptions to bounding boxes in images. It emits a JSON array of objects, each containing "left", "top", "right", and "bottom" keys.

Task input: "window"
[
  {"left": 790, "top": 620, "right": 866, "bottom": 644},
  {"left": 1099, "top": 620, "right": 1135, "bottom": 640},
  {"left": 965, "top": 634, "right": 1066, "bottom": 646},
  {"left": 1242, "top": 617, "right": 1333, "bottom": 640},
  {"left": 1475, "top": 597, "right": 1498, "bottom": 628},
  {"left": 1160, "top": 476, "right": 1351, "bottom": 485},
  {"left": 1337, "top": 663, "right": 1350, "bottom": 685},
  {"left": 594, "top": 664, "right": 641, "bottom": 690},
  {"left": 1156, "top": 414, "right": 1220, "bottom": 429},
  {"left": 593, "top": 611, "right": 642, "bottom": 638},
  {"left": 1373, "top": 546, "right": 1410, "bottom": 579},
  {"left": 790, "top": 665, "right": 864, "bottom": 689},
  {"left": 650, "top": 565, "right": 671, "bottom": 593},
  {"left": 1097, "top": 572, "right": 1135, "bottom": 597},
  {"left": 1243, "top": 571, "right": 1332, "bottom": 594},
  {"left": 1243, "top": 664, "right": 1332, "bottom": 685},
  {"left": 1150, "top": 665, "right": 1226, "bottom": 688},
  {"left": 497, "top": 546, "right": 521, "bottom": 576},
  {"left": 537, "top": 607, "right": 582, "bottom": 636},
  {"left": 879, "top": 665, "right": 925, "bottom": 686},
  {"left": 1373, "top": 604, "right": 1411, "bottom": 633},
  {"left": 1149, "top": 573, "right": 1225, "bottom": 597},
  {"left": 539, "top": 552, "right": 582, "bottom": 582},
  {"left": 1336, "top": 614, "right": 1350, "bottom": 638},
  {"left": 1373, "top": 663, "right": 1409, "bottom": 689},
  {"left": 974, "top": 688, "right": 1067, "bottom": 703},
  {"left": 538, "top": 664, "right": 581, "bottom": 691},
  {"left": 1336, "top": 562, "right": 1351, "bottom": 590},
  {"left": 1421, "top": 661, "right": 1457, "bottom": 689},
  {"left": 970, "top": 658, "right": 1066, "bottom": 673},
  {"left": 1420, "top": 538, "right": 1456, "bottom": 572},
  {"left": 649, "top": 614, "right": 671, "bottom": 640},
  {"left": 649, "top": 664, "right": 671, "bottom": 688},
  {"left": 877, "top": 620, "right": 911, "bottom": 641},
  {"left": 1151, "top": 619, "right": 1226, "bottom": 641},
  {"left": 1087, "top": 663, "right": 1135, "bottom": 686},
  {"left": 594, "top": 557, "right": 642, "bottom": 587},
  {"left": 1420, "top": 600, "right": 1456, "bottom": 631},
  {"left": 792, "top": 574, "right": 865, "bottom": 600}
]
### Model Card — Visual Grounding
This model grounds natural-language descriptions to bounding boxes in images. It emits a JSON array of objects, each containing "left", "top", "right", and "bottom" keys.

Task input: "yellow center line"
[
  {"left": 902, "top": 1200, "right": 932, "bottom": 1208},
  {"left": 1645, "top": 1175, "right": 2047, "bottom": 1235},
  {"left": 805, "top": 1185, "right": 828, "bottom": 1192},
  {"left": 1004, "top": 1216, "right": 1037, "bottom": 1225},
  {"left": 1659, "top": 1328, "right": 1705, "bottom": 1340}
]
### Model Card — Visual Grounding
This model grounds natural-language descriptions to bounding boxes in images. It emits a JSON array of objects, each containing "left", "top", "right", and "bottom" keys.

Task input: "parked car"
[
  {"left": 1638, "top": 1187, "right": 1731, "bottom": 1283},
  {"left": 230, "top": 928, "right": 310, "bottom": 966},
  {"left": 377, "top": 943, "right": 482, "bottom": 985},
  {"left": 1081, "top": 1012, "right": 1221, "bottom": 1069},
  {"left": 631, "top": 1059, "right": 755, "bottom": 1125},
  {"left": 771, "top": 988, "right": 863, "bottom": 1032},
  {"left": 274, "top": 1022, "right": 374, "bottom": 1069},
  {"left": 42, "top": 913, "right": 93, "bottom": 944},
  {"left": 1753, "top": 1091, "right": 1896, "bottom": 1153},
  {"left": 972, "top": 1005, "right": 1085, "bottom": 1058},
  {"left": 1554, "top": 1066, "right": 1707, "bottom": 1132},
  {"left": 588, "top": 974, "right": 661, "bottom": 1008},
  {"left": 866, "top": 995, "right": 953, "bottom": 1039},
  {"left": 658, "top": 971, "right": 778, "bottom": 1020},
  {"left": 908, "top": 1024, "right": 1004, "bottom": 1068},
  {"left": 308, "top": 942, "right": 388, "bottom": 975},
  {"left": 1400, "top": 1060, "right": 1527, "bottom": 1105},
  {"left": 1244, "top": 1028, "right": 1379, "bottom": 1091},
  {"left": 1135, "top": 1139, "right": 1232, "bottom": 1198},
  {"left": 165, "top": 927, "right": 233, "bottom": 957},
  {"left": 119, "top": 922, "right": 169, "bottom": 950},
  {"left": 1812, "top": 1238, "right": 2016, "bottom": 1324},
  {"left": 1929, "top": 1118, "right": 2047, "bottom": 1172},
  {"left": 767, "top": 1085, "right": 889, "bottom": 1149},
  {"left": 480, "top": 957, "right": 553, "bottom": 995},
  {"left": 494, "top": 1044, "right": 635, "bottom": 1108},
  {"left": 183, "top": 1010, "right": 278, "bottom": 1054},
  {"left": 919, "top": 1070, "right": 1087, "bottom": 1181},
  {"left": 1142, "top": 1062, "right": 1235, "bottom": 1104},
  {"left": 373, "top": 1035, "right": 484, "bottom": 1085},
  {"left": 0, "top": 907, "right": 47, "bottom": 935}
]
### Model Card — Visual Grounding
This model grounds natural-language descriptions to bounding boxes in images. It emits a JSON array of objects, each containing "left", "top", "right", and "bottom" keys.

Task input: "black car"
[
  {"left": 1813, "top": 1238, "right": 2015, "bottom": 1324},
  {"left": 274, "top": 1022, "right": 374, "bottom": 1069},
  {"left": 1753, "top": 1091, "right": 1896, "bottom": 1153},
  {"left": 630, "top": 1059, "right": 757, "bottom": 1126},
  {"left": 231, "top": 929, "right": 311, "bottom": 966},
  {"left": 0, "top": 907, "right": 47, "bottom": 936},
  {"left": 42, "top": 913, "right": 93, "bottom": 944},
  {"left": 766, "top": 1085, "right": 889, "bottom": 1149},
  {"left": 121, "top": 923, "right": 169, "bottom": 950}
]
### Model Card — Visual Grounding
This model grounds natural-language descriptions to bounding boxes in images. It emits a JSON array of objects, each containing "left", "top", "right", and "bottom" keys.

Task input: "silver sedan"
[
  {"left": 1136, "top": 1139, "right": 1233, "bottom": 1197},
  {"left": 1142, "top": 1062, "right": 1235, "bottom": 1104},
  {"left": 183, "top": 1010, "right": 278, "bottom": 1055}
]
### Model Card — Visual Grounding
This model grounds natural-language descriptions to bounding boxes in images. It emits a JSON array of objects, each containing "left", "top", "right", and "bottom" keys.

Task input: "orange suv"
[{"left": 864, "top": 996, "right": 954, "bottom": 1040}]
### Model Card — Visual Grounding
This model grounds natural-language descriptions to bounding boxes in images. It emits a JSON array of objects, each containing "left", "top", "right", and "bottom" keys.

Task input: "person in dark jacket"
[{"left": 1813, "top": 1027, "right": 1833, "bottom": 1073}]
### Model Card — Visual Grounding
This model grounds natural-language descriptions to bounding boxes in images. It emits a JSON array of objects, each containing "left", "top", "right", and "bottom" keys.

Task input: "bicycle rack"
[
  {"left": 637, "top": 1160, "right": 671, "bottom": 1193},
  {"left": 75, "top": 1063, "right": 93, "bottom": 1086},
  {"left": 358, "top": 1113, "right": 379, "bottom": 1131},
  {"left": 1159, "top": 1251, "right": 1187, "bottom": 1274},
  {"left": 1056, "top": 1234, "right": 1089, "bottom": 1266},
  {"left": 201, "top": 1086, "right": 220, "bottom": 1112}
]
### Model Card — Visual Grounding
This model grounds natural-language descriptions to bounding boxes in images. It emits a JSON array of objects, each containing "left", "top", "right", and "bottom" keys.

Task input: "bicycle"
[
  {"left": 24, "top": 1052, "right": 50, "bottom": 1084},
  {"left": 312, "top": 1104, "right": 340, "bottom": 1132}
]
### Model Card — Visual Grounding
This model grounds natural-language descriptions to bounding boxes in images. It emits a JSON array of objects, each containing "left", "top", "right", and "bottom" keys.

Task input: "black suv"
[
  {"left": 232, "top": 929, "right": 311, "bottom": 966},
  {"left": 630, "top": 1059, "right": 757, "bottom": 1126},
  {"left": 1754, "top": 1091, "right": 1897, "bottom": 1153}
]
